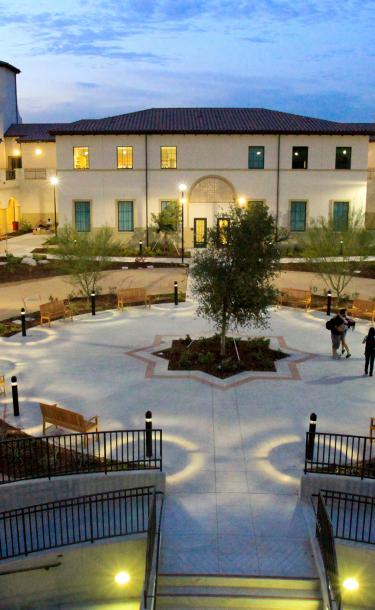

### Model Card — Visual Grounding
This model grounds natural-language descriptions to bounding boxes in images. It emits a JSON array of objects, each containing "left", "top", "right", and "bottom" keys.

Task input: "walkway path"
[{"left": 0, "top": 303, "right": 373, "bottom": 577}]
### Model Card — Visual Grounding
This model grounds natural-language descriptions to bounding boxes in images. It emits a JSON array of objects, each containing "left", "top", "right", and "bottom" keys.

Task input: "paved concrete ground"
[
  {"left": 0, "top": 268, "right": 187, "bottom": 319},
  {"left": 0, "top": 301, "right": 373, "bottom": 577}
]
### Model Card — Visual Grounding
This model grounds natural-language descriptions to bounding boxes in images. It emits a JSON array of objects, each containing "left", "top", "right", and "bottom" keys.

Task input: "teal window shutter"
[
  {"left": 74, "top": 201, "right": 90, "bottom": 232},
  {"left": 290, "top": 201, "right": 306, "bottom": 231},
  {"left": 118, "top": 201, "right": 134, "bottom": 231},
  {"left": 333, "top": 202, "right": 349, "bottom": 231}
]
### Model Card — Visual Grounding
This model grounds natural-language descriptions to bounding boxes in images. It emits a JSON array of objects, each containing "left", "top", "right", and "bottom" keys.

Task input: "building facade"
[{"left": 1, "top": 61, "right": 375, "bottom": 243}]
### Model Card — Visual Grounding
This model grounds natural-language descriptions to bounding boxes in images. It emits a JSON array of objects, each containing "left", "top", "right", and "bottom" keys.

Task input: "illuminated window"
[
  {"left": 248, "top": 146, "right": 264, "bottom": 169},
  {"left": 335, "top": 147, "right": 351, "bottom": 170},
  {"left": 160, "top": 146, "right": 177, "bottom": 169},
  {"left": 74, "top": 201, "right": 90, "bottom": 231},
  {"left": 73, "top": 147, "right": 89, "bottom": 169},
  {"left": 117, "top": 146, "right": 133, "bottom": 169},
  {"left": 333, "top": 201, "right": 349, "bottom": 231},
  {"left": 217, "top": 217, "right": 230, "bottom": 246},
  {"left": 292, "top": 146, "right": 308, "bottom": 169},
  {"left": 118, "top": 201, "right": 134, "bottom": 232},
  {"left": 290, "top": 201, "right": 307, "bottom": 231}
]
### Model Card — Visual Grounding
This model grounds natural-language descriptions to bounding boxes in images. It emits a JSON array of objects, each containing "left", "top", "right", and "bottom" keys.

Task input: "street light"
[
  {"left": 179, "top": 183, "right": 187, "bottom": 263},
  {"left": 50, "top": 176, "right": 59, "bottom": 236}
]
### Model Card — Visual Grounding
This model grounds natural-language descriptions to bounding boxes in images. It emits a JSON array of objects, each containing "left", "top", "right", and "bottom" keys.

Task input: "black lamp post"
[
  {"left": 340, "top": 239, "right": 343, "bottom": 256},
  {"left": 178, "top": 183, "right": 187, "bottom": 264}
]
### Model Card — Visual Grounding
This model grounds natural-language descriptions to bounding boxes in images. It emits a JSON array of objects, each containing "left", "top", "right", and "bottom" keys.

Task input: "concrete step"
[
  {"left": 156, "top": 574, "right": 323, "bottom": 609},
  {"left": 158, "top": 574, "right": 321, "bottom": 591}
]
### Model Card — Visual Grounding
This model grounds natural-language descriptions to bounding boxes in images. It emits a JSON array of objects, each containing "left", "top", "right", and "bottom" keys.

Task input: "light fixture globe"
[
  {"left": 115, "top": 571, "right": 130, "bottom": 586},
  {"left": 50, "top": 176, "right": 59, "bottom": 186},
  {"left": 343, "top": 578, "right": 359, "bottom": 591},
  {"left": 178, "top": 183, "right": 187, "bottom": 192},
  {"left": 238, "top": 197, "right": 246, "bottom": 206}
]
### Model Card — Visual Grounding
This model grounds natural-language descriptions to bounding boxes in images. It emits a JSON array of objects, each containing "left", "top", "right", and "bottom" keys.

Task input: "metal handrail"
[
  {"left": 305, "top": 431, "right": 375, "bottom": 479},
  {"left": 0, "top": 486, "right": 156, "bottom": 560},
  {"left": 315, "top": 489, "right": 375, "bottom": 545},
  {"left": 143, "top": 491, "right": 164, "bottom": 609},
  {"left": 0, "top": 429, "right": 162, "bottom": 484},
  {"left": 315, "top": 493, "right": 342, "bottom": 610}
]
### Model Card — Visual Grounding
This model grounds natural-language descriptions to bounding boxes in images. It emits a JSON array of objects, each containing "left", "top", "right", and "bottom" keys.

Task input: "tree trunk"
[{"left": 220, "top": 312, "right": 227, "bottom": 357}]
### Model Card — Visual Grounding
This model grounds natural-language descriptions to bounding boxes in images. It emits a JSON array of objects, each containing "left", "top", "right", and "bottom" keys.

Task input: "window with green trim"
[
  {"left": 333, "top": 202, "right": 349, "bottom": 231},
  {"left": 160, "top": 200, "right": 171, "bottom": 211},
  {"left": 290, "top": 201, "right": 307, "bottom": 231},
  {"left": 74, "top": 201, "right": 91, "bottom": 232},
  {"left": 118, "top": 201, "right": 134, "bottom": 232},
  {"left": 335, "top": 147, "right": 351, "bottom": 170},
  {"left": 248, "top": 146, "right": 264, "bottom": 169}
]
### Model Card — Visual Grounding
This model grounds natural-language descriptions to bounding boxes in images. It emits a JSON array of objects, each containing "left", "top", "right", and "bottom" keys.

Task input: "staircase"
[{"left": 156, "top": 574, "right": 323, "bottom": 609}]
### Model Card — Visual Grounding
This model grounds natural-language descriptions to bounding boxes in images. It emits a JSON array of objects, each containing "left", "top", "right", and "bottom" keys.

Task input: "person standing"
[
  {"left": 328, "top": 313, "right": 346, "bottom": 359},
  {"left": 340, "top": 308, "right": 355, "bottom": 358},
  {"left": 362, "top": 327, "right": 375, "bottom": 376}
]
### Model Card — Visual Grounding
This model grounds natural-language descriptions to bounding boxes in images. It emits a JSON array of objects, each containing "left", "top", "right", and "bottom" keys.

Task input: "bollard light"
[
  {"left": 145, "top": 410, "right": 153, "bottom": 459},
  {"left": 326, "top": 291, "right": 332, "bottom": 316},
  {"left": 174, "top": 281, "right": 178, "bottom": 306},
  {"left": 306, "top": 412, "right": 317, "bottom": 461},
  {"left": 139, "top": 240, "right": 143, "bottom": 257},
  {"left": 11, "top": 375, "right": 20, "bottom": 417},
  {"left": 91, "top": 292, "right": 96, "bottom": 316},
  {"left": 21, "top": 307, "right": 26, "bottom": 337},
  {"left": 343, "top": 578, "right": 359, "bottom": 591},
  {"left": 115, "top": 571, "right": 130, "bottom": 586}
]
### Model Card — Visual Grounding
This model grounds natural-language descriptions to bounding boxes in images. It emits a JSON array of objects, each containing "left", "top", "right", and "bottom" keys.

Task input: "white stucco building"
[{"left": 1, "top": 60, "right": 375, "bottom": 245}]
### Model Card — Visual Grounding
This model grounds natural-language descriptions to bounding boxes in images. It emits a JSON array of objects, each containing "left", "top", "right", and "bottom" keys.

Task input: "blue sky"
[{"left": 0, "top": 0, "right": 374, "bottom": 123}]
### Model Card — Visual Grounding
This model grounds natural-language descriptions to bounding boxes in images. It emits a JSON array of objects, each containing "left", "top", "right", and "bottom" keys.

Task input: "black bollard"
[
  {"left": 326, "top": 291, "right": 332, "bottom": 316},
  {"left": 174, "top": 281, "right": 178, "bottom": 306},
  {"left": 139, "top": 240, "right": 143, "bottom": 257},
  {"left": 306, "top": 412, "right": 317, "bottom": 461},
  {"left": 91, "top": 292, "right": 96, "bottom": 316},
  {"left": 145, "top": 410, "right": 153, "bottom": 459},
  {"left": 340, "top": 240, "right": 343, "bottom": 256},
  {"left": 11, "top": 375, "right": 20, "bottom": 417},
  {"left": 21, "top": 308, "right": 26, "bottom": 337}
]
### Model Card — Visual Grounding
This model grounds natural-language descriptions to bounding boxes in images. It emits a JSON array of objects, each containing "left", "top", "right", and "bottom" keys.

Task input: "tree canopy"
[{"left": 191, "top": 203, "right": 280, "bottom": 356}]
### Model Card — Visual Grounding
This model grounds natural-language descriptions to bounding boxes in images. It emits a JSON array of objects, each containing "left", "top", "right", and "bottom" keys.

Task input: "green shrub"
[
  {"left": 178, "top": 352, "right": 193, "bottom": 368},
  {"left": 197, "top": 351, "right": 214, "bottom": 365},
  {"left": 5, "top": 253, "right": 22, "bottom": 265},
  {"left": 19, "top": 218, "right": 33, "bottom": 233}
]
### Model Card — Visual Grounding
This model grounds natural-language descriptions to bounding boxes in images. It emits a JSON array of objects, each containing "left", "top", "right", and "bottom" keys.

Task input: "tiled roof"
[
  {"left": 0, "top": 61, "right": 20, "bottom": 74},
  {"left": 49, "top": 108, "right": 375, "bottom": 136},
  {"left": 4, "top": 123, "right": 66, "bottom": 142}
]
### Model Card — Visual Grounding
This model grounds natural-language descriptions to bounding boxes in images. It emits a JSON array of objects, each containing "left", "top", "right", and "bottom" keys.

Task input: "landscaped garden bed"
[{"left": 156, "top": 335, "right": 288, "bottom": 379}]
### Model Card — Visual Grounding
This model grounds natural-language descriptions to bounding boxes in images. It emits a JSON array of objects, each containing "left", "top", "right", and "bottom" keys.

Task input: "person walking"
[
  {"left": 362, "top": 327, "right": 375, "bottom": 376},
  {"left": 327, "top": 312, "right": 346, "bottom": 359},
  {"left": 340, "top": 308, "right": 355, "bottom": 358}
]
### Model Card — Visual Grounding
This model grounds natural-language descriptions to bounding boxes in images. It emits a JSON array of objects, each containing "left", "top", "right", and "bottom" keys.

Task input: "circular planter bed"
[{"left": 156, "top": 335, "right": 288, "bottom": 379}]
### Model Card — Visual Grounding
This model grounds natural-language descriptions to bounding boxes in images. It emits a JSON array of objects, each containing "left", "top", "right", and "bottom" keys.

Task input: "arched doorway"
[
  {"left": 6, "top": 198, "right": 20, "bottom": 233},
  {"left": 188, "top": 176, "right": 236, "bottom": 247}
]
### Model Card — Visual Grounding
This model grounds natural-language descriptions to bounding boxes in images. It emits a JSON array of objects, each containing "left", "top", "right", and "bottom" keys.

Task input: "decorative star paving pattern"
[{"left": 125, "top": 334, "right": 316, "bottom": 391}]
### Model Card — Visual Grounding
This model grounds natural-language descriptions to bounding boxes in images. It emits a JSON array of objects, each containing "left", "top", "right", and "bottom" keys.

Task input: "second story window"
[
  {"left": 248, "top": 146, "right": 264, "bottom": 169},
  {"left": 161, "top": 146, "right": 177, "bottom": 169},
  {"left": 292, "top": 146, "right": 308, "bottom": 169},
  {"left": 335, "top": 147, "right": 351, "bottom": 170},
  {"left": 73, "top": 147, "right": 89, "bottom": 169},
  {"left": 117, "top": 146, "right": 133, "bottom": 169}
]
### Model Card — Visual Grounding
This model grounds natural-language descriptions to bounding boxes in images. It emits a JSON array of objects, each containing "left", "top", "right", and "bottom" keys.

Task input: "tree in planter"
[
  {"left": 301, "top": 212, "right": 374, "bottom": 301},
  {"left": 191, "top": 203, "right": 280, "bottom": 357},
  {"left": 56, "top": 226, "right": 123, "bottom": 298},
  {"left": 151, "top": 201, "right": 181, "bottom": 253}
]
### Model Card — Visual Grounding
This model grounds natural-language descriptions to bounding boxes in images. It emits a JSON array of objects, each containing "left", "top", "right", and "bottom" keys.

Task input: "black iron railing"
[
  {"left": 143, "top": 491, "right": 164, "bottom": 609},
  {"left": 5, "top": 170, "right": 16, "bottom": 180},
  {"left": 316, "top": 490, "right": 375, "bottom": 546},
  {"left": 316, "top": 493, "right": 342, "bottom": 610},
  {"left": 0, "top": 429, "right": 162, "bottom": 484},
  {"left": 0, "top": 485, "right": 155, "bottom": 560},
  {"left": 305, "top": 432, "right": 375, "bottom": 479}
]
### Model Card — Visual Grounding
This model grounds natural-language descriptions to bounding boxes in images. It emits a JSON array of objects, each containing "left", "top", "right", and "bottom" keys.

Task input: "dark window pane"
[
  {"left": 248, "top": 146, "right": 264, "bottom": 169},
  {"left": 118, "top": 201, "right": 134, "bottom": 231},
  {"left": 335, "top": 147, "right": 351, "bottom": 170},
  {"left": 290, "top": 201, "right": 307, "bottom": 231},
  {"left": 74, "top": 201, "right": 90, "bottom": 232},
  {"left": 333, "top": 202, "right": 349, "bottom": 231},
  {"left": 292, "top": 147, "right": 308, "bottom": 169}
]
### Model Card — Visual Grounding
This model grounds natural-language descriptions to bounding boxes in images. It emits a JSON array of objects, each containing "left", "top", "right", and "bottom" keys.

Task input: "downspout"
[
  {"left": 275, "top": 133, "right": 281, "bottom": 239},
  {"left": 145, "top": 134, "right": 149, "bottom": 246}
]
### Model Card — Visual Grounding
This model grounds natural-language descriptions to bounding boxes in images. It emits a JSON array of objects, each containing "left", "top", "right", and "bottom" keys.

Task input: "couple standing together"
[{"left": 329, "top": 308, "right": 375, "bottom": 376}]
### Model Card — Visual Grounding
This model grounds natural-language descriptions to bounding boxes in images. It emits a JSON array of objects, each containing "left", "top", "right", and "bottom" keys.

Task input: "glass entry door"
[{"left": 194, "top": 218, "right": 207, "bottom": 248}]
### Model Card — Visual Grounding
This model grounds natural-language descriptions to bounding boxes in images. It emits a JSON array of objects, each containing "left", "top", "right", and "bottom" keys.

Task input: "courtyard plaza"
[{"left": 0, "top": 298, "right": 373, "bottom": 578}]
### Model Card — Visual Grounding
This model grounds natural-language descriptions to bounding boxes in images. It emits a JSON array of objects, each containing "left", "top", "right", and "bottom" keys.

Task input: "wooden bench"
[
  {"left": 277, "top": 288, "right": 312, "bottom": 311},
  {"left": 370, "top": 418, "right": 375, "bottom": 439},
  {"left": 40, "top": 300, "right": 72, "bottom": 326},
  {"left": 40, "top": 402, "right": 99, "bottom": 441},
  {"left": 0, "top": 375, "right": 5, "bottom": 397},
  {"left": 117, "top": 287, "right": 152, "bottom": 310},
  {"left": 349, "top": 299, "right": 375, "bottom": 323}
]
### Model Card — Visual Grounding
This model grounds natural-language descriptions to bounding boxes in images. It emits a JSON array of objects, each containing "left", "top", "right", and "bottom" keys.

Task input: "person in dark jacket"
[
  {"left": 330, "top": 313, "right": 346, "bottom": 359},
  {"left": 362, "top": 327, "right": 375, "bottom": 376}
]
